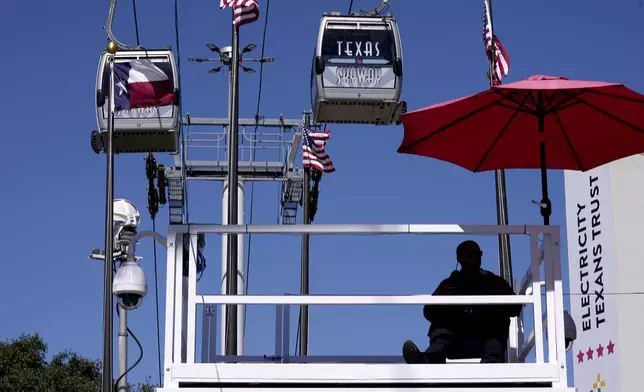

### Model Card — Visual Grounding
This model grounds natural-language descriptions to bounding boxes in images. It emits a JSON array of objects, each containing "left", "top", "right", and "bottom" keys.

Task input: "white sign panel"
[
  {"left": 564, "top": 166, "right": 620, "bottom": 392},
  {"left": 323, "top": 65, "right": 396, "bottom": 89},
  {"left": 320, "top": 28, "right": 397, "bottom": 89}
]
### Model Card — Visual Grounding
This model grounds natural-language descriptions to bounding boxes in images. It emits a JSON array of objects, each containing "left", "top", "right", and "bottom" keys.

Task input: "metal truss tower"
[{"left": 164, "top": 113, "right": 307, "bottom": 358}]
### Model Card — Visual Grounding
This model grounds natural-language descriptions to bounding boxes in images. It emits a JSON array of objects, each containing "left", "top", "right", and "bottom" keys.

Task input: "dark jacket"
[{"left": 423, "top": 269, "right": 522, "bottom": 340}]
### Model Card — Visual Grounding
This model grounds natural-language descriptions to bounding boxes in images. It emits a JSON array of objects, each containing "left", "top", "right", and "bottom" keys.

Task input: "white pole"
[
  {"left": 117, "top": 304, "right": 128, "bottom": 392},
  {"left": 220, "top": 179, "right": 245, "bottom": 355},
  {"left": 182, "top": 275, "right": 188, "bottom": 362}
]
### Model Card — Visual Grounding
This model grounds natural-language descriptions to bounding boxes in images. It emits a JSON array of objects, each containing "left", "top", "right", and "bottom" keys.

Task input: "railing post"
[
  {"left": 186, "top": 234, "right": 198, "bottom": 363},
  {"left": 530, "top": 232, "right": 545, "bottom": 363},
  {"left": 545, "top": 230, "right": 569, "bottom": 387},
  {"left": 508, "top": 315, "right": 519, "bottom": 363},
  {"left": 163, "top": 233, "right": 179, "bottom": 388},
  {"left": 173, "top": 234, "right": 185, "bottom": 365},
  {"left": 274, "top": 304, "right": 284, "bottom": 360},
  {"left": 514, "top": 277, "right": 526, "bottom": 363},
  {"left": 543, "top": 233, "right": 558, "bottom": 365},
  {"left": 282, "top": 304, "right": 290, "bottom": 361}
]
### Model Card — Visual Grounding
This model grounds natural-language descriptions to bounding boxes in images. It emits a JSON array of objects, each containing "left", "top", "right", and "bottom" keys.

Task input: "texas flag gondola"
[{"left": 113, "top": 59, "right": 175, "bottom": 112}]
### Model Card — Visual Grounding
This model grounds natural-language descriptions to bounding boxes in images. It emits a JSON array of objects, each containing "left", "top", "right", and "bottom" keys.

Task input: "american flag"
[
  {"left": 220, "top": 0, "right": 259, "bottom": 27},
  {"left": 483, "top": 0, "right": 509, "bottom": 86},
  {"left": 302, "top": 128, "right": 335, "bottom": 173}
]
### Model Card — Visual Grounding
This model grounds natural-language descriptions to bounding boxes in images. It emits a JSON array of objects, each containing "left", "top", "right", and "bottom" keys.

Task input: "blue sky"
[{"left": 2, "top": 0, "right": 644, "bottom": 386}]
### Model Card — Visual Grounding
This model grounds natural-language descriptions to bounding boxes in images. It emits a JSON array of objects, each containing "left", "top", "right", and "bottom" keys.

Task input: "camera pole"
[{"left": 116, "top": 304, "right": 128, "bottom": 392}]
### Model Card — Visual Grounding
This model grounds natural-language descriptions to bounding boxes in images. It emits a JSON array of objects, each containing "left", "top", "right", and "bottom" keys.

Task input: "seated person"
[{"left": 402, "top": 240, "right": 522, "bottom": 364}]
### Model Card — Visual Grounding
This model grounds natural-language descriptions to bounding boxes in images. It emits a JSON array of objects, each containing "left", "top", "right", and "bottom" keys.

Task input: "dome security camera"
[
  {"left": 563, "top": 310, "right": 577, "bottom": 352},
  {"left": 113, "top": 199, "right": 140, "bottom": 235},
  {"left": 113, "top": 261, "right": 147, "bottom": 311},
  {"left": 534, "top": 309, "right": 577, "bottom": 352},
  {"left": 113, "top": 199, "right": 141, "bottom": 253}
]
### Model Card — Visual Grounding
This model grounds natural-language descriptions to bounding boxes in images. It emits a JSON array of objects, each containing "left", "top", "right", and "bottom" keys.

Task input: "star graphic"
[
  {"left": 576, "top": 350, "right": 584, "bottom": 363},
  {"left": 607, "top": 340, "right": 615, "bottom": 354},
  {"left": 586, "top": 346, "right": 594, "bottom": 360},
  {"left": 116, "top": 81, "right": 128, "bottom": 96},
  {"left": 596, "top": 344, "right": 604, "bottom": 357}
]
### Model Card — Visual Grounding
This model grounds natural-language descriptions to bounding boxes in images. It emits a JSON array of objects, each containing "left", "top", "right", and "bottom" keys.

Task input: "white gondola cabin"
[
  {"left": 311, "top": 13, "right": 406, "bottom": 125},
  {"left": 94, "top": 49, "right": 180, "bottom": 154}
]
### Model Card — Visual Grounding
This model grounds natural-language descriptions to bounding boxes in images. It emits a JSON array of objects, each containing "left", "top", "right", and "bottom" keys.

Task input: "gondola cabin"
[
  {"left": 311, "top": 13, "right": 405, "bottom": 125},
  {"left": 94, "top": 50, "right": 180, "bottom": 154}
]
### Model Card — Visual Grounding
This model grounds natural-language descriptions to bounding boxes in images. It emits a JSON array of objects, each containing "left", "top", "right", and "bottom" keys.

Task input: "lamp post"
[
  {"left": 188, "top": 41, "right": 273, "bottom": 355},
  {"left": 100, "top": 40, "right": 118, "bottom": 392}
]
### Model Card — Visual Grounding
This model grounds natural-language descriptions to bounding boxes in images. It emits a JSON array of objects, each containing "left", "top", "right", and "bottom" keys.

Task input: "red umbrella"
[{"left": 397, "top": 75, "right": 644, "bottom": 224}]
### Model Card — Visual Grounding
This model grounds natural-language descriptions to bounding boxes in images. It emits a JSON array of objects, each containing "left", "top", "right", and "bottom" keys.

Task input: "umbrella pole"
[
  {"left": 538, "top": 113, "right": 552, "bottom": 225},
  {"left": 495, "top": 170, "right": 513, "bottom": 282}
]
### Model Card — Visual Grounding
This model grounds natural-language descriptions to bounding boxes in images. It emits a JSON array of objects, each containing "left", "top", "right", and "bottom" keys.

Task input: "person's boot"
[{"left": 402, "top": 340, "right": 428, "bottom": 364}]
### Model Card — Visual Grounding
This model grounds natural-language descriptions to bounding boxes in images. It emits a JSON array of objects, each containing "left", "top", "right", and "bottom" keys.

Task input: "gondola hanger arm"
[
  {"left": 106, "top": 0, "right": 138, "bottom": 50},
  {"left": 358, "top": 0, "right": 390, "bottom": 16}
]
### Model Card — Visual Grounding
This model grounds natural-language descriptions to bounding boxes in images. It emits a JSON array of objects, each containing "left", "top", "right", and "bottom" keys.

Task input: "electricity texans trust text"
[{"left": 575, "top": 175, "right": 607, "bottom": 332}]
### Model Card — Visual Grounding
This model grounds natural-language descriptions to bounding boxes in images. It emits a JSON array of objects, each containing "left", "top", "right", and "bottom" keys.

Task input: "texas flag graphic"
[{"left": 113, "top": 60, "right": 175, "bottom": 112}]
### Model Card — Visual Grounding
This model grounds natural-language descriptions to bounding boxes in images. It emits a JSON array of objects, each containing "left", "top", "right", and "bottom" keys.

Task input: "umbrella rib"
[
  {"left": 497, "top": 90, "right": 538, "bottom": 113},
  {"left": 545, "top": 94, "right": 585, "bottom": 171},
  {"left": 545, "top": 100, "right": 582, "bottom": 114},
  {"left": 554, "top": 112, "right": 585, "bottom": 171},
  {"left": 495, "top": 102, "right": 536, "bottom": 114},
  {"left": 399, "top": 92, "right": 517, "bottom": 151},
  {"left": 543, "top": 91, "right": 585, "bottom": 114},
  {"left": 473, "top": 93, "right": 533, "bottom": 172},
  {"left": 560, "top": 90, "right": 644, "bottom": 135},
  {"left": 584, "top": 89, "right": 644, "bottom": 104}
]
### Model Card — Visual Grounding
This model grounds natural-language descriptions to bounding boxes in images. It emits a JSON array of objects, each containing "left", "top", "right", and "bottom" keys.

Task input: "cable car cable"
[
  {"left": 173, "top": 0, "right": 202, "bottom": 284},
  {"left": 131, "top": 0, "right": 141, "bottom": 46},
  {"left": 145, "top": 153, "right": 164, "bottom": 386},
  {"left": 243, "top": 0, "right": 271, "bottom": 333},
  {"left": 173, "top": 0, "right": 196, "bottom": 279},
  {"left": 151, "top": 219, "right": 163, "bottom": 386},
  {"left": 173, "top": 0, "right": 189, "bottom": 225}
]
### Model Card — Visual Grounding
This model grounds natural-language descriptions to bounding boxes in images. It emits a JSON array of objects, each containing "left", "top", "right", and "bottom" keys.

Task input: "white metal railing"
[
  {"left": 517, "top": 242, "right": 547, "bottom": 362},
  {"left": 162, "top": 224, "right": 568, "bottom": 388},
  {"left": 184, "top": 127, "right": 289, "bottom": 163},
  {"left": 516, "top": 236, "right": 564, "bottom": 363}
]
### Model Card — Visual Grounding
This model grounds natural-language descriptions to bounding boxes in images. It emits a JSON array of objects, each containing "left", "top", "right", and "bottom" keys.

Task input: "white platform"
[
  {"left": 158, "top": 224, "right": 573, "bottom": 392},
  {"left": 158, "top": 363, "right": 571, "bottom": 390},
  {"left": 159, "top": 389, "right": 574, "bottom": 392}
]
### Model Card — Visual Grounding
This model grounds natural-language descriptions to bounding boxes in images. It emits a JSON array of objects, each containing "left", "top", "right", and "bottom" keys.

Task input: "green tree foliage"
[{"left": 0, "top": 333, "right": 156, "bottom": 392}]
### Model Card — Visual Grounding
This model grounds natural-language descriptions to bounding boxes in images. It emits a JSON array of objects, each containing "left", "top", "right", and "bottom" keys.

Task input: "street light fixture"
[
  {"left": 189, "top": 42, "right": 274, "bottom": 74},
  {"left": 242, "top": 43, "right": 257, "bottom": 53}
]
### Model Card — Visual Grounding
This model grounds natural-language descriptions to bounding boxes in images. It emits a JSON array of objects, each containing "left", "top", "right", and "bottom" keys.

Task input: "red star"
[
  {"left": 586, "top": 346, "right": 594, "bottom": 360},
  {"left": 576, "top": 350, "right": 584, "bottom": 363},
  {"left": 607, "top": 340, "right": 615, "bottom": 354},
  {"left": 596, "top": 344, "right": 604, "bottom": 357}
]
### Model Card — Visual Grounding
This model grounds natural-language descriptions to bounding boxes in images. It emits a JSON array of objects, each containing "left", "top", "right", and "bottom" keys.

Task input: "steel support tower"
[{"left": 164, "top": 113, "right": 307, "bottom": 359}]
